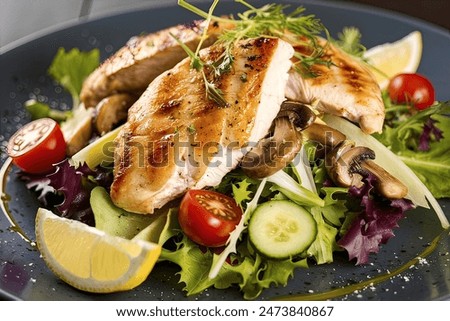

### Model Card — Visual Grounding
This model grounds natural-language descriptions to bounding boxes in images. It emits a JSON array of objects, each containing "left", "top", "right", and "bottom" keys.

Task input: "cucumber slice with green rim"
[{"left": 248, "top": 200, "right": 317, "bottom": 259}]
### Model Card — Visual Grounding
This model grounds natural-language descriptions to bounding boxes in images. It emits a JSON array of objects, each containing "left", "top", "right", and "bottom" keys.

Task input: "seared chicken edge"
[
  {"left": 285, "top": 39, "right": 384, "bottom": 134},
  {"left": 110, "top": 38, "right": 294, "bottom": 214}
]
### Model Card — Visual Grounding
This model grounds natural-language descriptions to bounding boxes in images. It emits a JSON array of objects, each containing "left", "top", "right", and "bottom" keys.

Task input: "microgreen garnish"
[
  {"left": 333, "top": 27, "right": 366, "bottom": 58},
  {"left": 177, "top": 0, "right": 330, "bottom": 103},
  {"left": 171, "top": 0, "right": 229, "bottom": 107}
]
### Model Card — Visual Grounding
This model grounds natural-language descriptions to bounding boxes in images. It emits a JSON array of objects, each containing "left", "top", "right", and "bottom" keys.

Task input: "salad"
[{"left": 2, "top": 0, "right": 449, "bottom": 300}]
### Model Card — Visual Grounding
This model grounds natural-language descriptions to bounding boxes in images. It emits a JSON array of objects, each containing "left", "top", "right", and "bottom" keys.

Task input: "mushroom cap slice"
[
  {"left": 241, "top": 117, "right": 302, "bottom": 179},
  {"left": 277, "top": 100, "right": 316, "bottom": 130},
  {"left": 302, "top": 123, "right": 346, "bottom": 148},
  {"left": 360, "top": 160, "right": 408, "bottom": 199},
  {"left": 326, "top": 144, "right": 372, "bottom": 187},
  {"left": 326, "top": 142, "right": 408, "bottom": 199}
]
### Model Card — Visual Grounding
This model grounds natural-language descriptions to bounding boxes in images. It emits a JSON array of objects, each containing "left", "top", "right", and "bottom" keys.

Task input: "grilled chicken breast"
[
  {"left": 285, "top": 39, "right": 384, "bottom": 134},
  {"left": 110, "top": 37, "right": 294, "bottom": 214},
  {"left": 80, "top": 19, "right": 230, "bottom": 108}
]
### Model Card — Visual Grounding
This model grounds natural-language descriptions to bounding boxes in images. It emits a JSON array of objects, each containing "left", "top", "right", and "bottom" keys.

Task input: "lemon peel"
[
  {"left": 35, "top": 208, "right": 161, "bottom": 293},
  {"left": 364, "top": 31, "right": 422, "bottom": 89}
]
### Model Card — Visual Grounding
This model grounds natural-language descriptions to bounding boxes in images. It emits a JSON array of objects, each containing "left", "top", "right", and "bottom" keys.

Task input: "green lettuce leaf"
[
  {"left": 26, "top": 48, "right": 100, "bottom": 122},
  {"left": 161, "top": 233, "right": 308, "bottom": 300},
  {"left": 307, "top": 210, "right": 338, "bottom": 264},
  {"left": 25, "top": 100, "right": 71, "bottom": 122},
  {"left": 48, "top": 47, "right": 100, "bottom": 107},
  {"left": 232, "top": 179, "right": 253, "bottom": 208},
  {"left": 307, "top": 187, "right": 347, "bottom": 264},
  {"left": 374, "top": 101, "right": 450, "bottom": 198}
]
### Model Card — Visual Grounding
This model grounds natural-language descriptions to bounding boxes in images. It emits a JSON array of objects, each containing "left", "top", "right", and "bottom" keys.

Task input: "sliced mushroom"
[
  {"left": 326, "top": 142, "right": 408, "bottom": 199},
  {"left": 359, "top": 160, "right": 408, "bottom": 199},
  {"left": 241, "top": 117, "right": 302, "bottom": 179},
  {"left": 326, "top": 143, "right": 366, "bottom": 188},
  {"left": 95, "top": 93, "right": 136, "bottom": 135},
  {"left": 277, "top": 100, "right": 316, "bottom": 130},
  {"left": 302, "top": 123, "right": 346, "bottom": 148}
]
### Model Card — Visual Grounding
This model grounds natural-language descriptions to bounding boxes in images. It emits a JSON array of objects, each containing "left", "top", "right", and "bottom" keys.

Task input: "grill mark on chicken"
[
  {"left": 286, "top": 39, "right": 384, "bottom": 134},
  {"left": 80, "top": 19, "right": 230, "bottom": 108},
  {"left": 110, "top": 37, "right": 294, "bottom": 214}
]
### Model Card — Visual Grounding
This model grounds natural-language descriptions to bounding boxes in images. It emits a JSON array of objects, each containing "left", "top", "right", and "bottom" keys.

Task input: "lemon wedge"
[
  {"left": 364, "top": 31, "right": 422, "bottom": 89},
  {"left": 70, "top": 124, "right": 123, "bottom": 169},
  {"left": 35, "top": 208, "right": 161, "bottom": 293}
]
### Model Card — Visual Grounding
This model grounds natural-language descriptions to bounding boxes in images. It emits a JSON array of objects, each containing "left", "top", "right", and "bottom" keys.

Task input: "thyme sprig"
[
  {"left": 177, "top": 0, "right": 330, "bottom": 104},
  {"left": 172, "top": 0, "right": 228, "bottom": 107}
]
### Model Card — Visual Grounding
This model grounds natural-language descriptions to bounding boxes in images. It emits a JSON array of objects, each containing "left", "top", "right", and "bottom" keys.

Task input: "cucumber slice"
[{"left": 248, "top": 200, "right": 317, "bottom": 259}]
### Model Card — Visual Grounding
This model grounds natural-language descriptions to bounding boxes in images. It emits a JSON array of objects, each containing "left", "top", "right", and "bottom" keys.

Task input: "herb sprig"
[
  {"left": 177, "top": 0, "right": 329, "bottom": 104},
  {"left": 172, "top": 0, "right": 228, "bottom": 107},
  {"left": 333, "top": 27, "right": 366, "bottom": 58}
]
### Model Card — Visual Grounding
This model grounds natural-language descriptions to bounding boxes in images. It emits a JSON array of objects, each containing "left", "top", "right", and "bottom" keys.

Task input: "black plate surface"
[{"left": 0, "top": 0, "right": 449, "bottom": 301}]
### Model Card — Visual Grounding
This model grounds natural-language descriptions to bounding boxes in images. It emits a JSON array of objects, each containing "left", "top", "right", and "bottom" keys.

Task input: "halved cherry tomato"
[
  {"left": 387, "top": 73, "right": 435, "bottom": 110},
  {"left": 178, "top": 190, "right": 243, "bottom": 247},
  {"left": 7, "top": 118, "right": 66, "bottom": 174}
]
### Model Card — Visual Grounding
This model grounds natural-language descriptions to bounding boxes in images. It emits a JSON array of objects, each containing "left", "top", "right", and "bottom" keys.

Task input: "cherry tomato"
[
  {"left": 387, "top": 73, "right": 435, "bottom": 110},
  {"left": 178, "top": 190, "right": 243, "bottom": 247},
  {"left": 7, "top": 118, "right": 66, "bottom": 174}
]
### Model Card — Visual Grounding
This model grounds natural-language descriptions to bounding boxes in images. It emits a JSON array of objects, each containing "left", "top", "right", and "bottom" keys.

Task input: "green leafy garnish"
[
  {"left": 26, "top": 48, "right": 99, "bottom": 122},
  {"left": 172, "top": 0, "right": 229, "bottom": 107},
  {"left": 48, "top": 47, "right": 100, "bottom": 107},
  {"left": 374, "top": 99, "right": 450, "bottom": 198},
  {"left": 25, "top": 100, "right": 71, "bottom": 122},
  {"left": 333, "top": 27, "right": 366, "bottom": 58},
  {"left": 177, "top": 0, "right": 329, "bottom": 102},
  {"left": 214, "top": 0, "right": 327, "bottom": 75}
]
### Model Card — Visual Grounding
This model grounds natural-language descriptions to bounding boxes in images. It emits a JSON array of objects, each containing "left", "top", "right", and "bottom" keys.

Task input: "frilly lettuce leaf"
[
  {"left": 307, "top": 187, "right": 348, "bottom": 264},
  {"left": 374, "top": 100, "right": 450, "bottom": 198},
  {"left": 337, "top": 174, "right": 414, "bottom": 265},
  {"left": 160, "top": 233, "right": 308, "bottom": 300}
]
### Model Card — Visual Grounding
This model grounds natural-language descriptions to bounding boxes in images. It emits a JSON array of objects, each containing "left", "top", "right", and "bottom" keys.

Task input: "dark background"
[{"left": 333, "top": 0, "right": 449, "bottom": 30}]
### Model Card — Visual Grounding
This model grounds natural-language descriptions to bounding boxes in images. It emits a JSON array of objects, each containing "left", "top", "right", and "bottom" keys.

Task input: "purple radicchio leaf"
[
  {"left": 20, "top": 159, "right": 113, "bottom": 226},
  {"left": 47, "top": 161, "right": 92, "bottom": 210},
  {"left": 418, "top": 118, "right": 444, "bottom": 151},
  {"left": 338, "top": 173, "right": 414, "bottom": 265}
]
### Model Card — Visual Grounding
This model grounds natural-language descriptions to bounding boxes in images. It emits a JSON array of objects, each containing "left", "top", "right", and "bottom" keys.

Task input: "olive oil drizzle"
[
  {"left": 273, "top": 229, "right": 449, "bottom": 301},
  {"left": 0, "top": 157, "right": 448, "bottom": 299},
  {"left": 0, "top": 157, "right": 33, "bottom": 244}
]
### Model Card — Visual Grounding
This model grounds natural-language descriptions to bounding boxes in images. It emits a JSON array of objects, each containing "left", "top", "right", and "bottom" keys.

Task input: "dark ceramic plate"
[{"left": 0, "top": 0, "right": 449, "bottom": 301}]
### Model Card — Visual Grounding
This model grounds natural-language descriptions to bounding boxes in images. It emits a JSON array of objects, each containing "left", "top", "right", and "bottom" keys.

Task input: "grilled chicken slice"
[
  {"left": 110, "top": 37, "right": 294, "bottom": 214},
  {"left": 285, "top": 39, "right": 384, "bottom": 134},
  {"left": 80, "top": 19, "right": 230, "bottom": 108}
]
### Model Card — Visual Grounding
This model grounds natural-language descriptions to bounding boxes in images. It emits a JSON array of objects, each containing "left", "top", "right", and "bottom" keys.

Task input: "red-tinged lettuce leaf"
[
  {"left": 45, "top": 160, "right": 95, "bottom": 224},
  {"left": 338, "top": 174, "right": 414, "bottom": 265},
  {"left": 21, "top": 159, "right": 113, "bottom": 226},
  {"left": 21, "top": 176, "right": 54, "bottom": 205},
  {"left": 374, "top": 101, "right": 450, "bottom": 198},
  {"left": 419, "top": 118, "right": 443, "bottom": 151}
]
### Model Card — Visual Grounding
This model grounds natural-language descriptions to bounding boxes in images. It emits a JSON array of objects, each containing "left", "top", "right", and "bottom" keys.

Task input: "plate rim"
[
  {"left": 1, "top": 0, "right": 449, "bottom": 56},
  {"left": 1, "top": 0, "right": 449, "bottom": 301}
]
